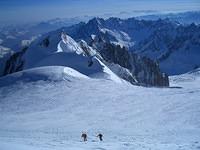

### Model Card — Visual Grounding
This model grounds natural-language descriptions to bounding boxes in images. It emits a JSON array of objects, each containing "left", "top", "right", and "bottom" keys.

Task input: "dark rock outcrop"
[
  {"left": 90, "top": 36, "right": 169, "bottom": 86},
  {"left": 79, "top": 34, "right": 169, "bottom": 86},
  {"left": 3, "top": 47, "right": 27, "bottom": 76}
]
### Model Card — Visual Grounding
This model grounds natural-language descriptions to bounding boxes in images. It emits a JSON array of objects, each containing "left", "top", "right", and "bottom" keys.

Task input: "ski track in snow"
[{"left": 0, "top": 67, "right": 200, "bottom": 150}]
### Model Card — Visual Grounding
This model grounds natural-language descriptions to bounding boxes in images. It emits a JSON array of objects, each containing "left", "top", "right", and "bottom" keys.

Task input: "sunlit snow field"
[{"left": 0, "top": 67, "right": 200, "bottom": 150}]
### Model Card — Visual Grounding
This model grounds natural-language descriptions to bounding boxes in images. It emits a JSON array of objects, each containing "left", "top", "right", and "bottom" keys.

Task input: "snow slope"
[{"left": 0, "top": 66, "right": 199, "bottom": 150}]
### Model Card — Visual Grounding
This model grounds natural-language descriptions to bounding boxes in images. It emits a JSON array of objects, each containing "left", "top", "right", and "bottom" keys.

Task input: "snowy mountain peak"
[
  {"left": 57, "top": 32, "right": 83, "bottom": 54},
  {"left": 1, "top": 31, "right": 123, "bottom": 83},
  {"left": 79, "top": 40, "right": 97, "bottom": 56},
  {"left": 86, "top": 17, "right": 105, "bottom": 31},
  {"left": 88, "top": 17, "right": 104, "bottom": 25}
]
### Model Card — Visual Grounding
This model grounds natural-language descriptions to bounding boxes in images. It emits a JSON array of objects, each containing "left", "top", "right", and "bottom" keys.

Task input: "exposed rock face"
[
  {"left": 90, "top": 35, "right": 169, "bottom": 86},
  {"left": 78, "top": 34, "right": 169, "bottom": 86},
  {"left": 3, "top": 47, "right": 27, "bottom": 76},
  {"left": 79, "top": 39, "right": 138, "bottom": 85},
  {"left": 0, "top": 46, "right": 14, "bottom": 76},
  {"left": 110, "top": 46, "right": 169, "bottom": 87}
]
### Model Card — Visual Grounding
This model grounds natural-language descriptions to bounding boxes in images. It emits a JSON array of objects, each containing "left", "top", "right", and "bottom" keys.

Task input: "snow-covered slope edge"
[
  {"left": 0, "top": 66, "right": 89, "bottom": 87},
  {"left": 170, "top": 67, "right": 200, "bottom": 87}
]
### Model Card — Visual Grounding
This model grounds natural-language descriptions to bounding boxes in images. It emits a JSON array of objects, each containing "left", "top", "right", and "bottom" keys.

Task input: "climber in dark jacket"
[
  {"left": 81, "top": 132, "right": 87, "bottom": 141},
  {"left": 97, "top": 133, "right": 103, "bottom": 141}
]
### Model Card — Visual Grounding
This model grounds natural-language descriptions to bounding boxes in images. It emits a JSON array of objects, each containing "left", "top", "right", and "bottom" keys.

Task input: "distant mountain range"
[
  {"left": 58, "top": 17, "right": 200, "bottom": 75},
  {"left": 136, "top": 11, "right": 200, "bottom": 25},
  {"left": 0, "top": 11, "right": 199, "bottom": 53},
  {"left": 0, "top": 11, "right": 200, "bottom": 86}
]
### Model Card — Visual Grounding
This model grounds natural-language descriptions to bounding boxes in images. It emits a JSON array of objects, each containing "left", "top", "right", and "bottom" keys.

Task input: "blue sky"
[{"left": 0, "top": 0, "right": 199, "bottom": 25}]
